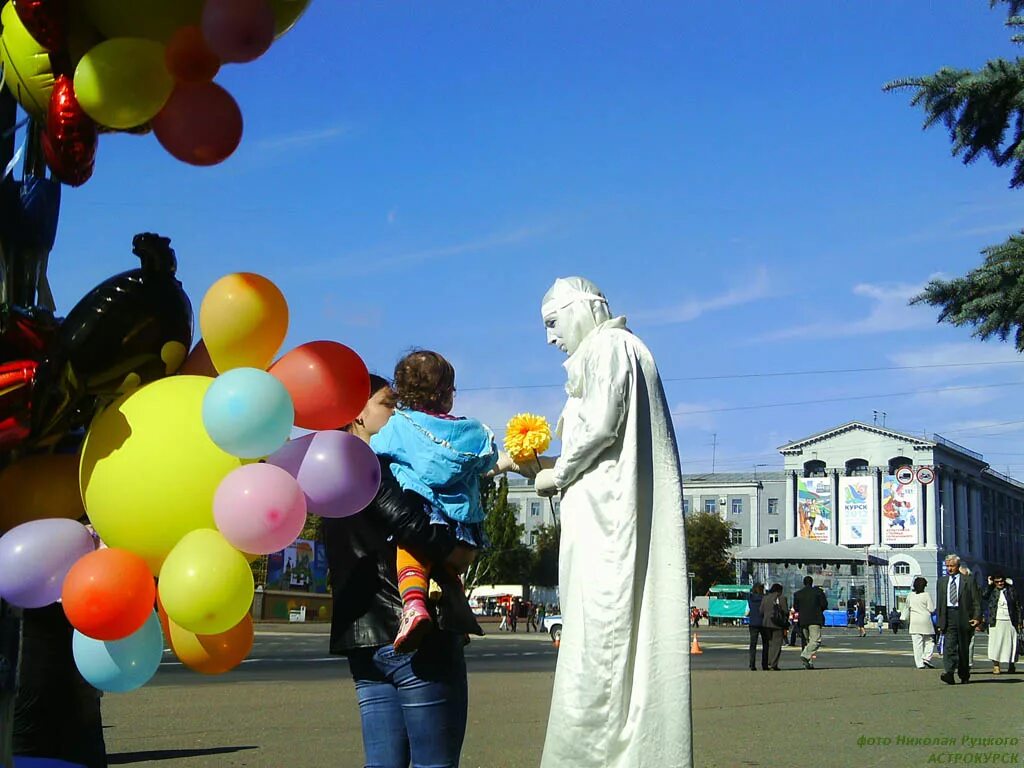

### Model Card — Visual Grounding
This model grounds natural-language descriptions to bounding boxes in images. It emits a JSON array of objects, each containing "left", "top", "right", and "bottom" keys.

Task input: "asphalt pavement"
[{"left": 90, "top": 625, "right": 1024, "bottom": 767}]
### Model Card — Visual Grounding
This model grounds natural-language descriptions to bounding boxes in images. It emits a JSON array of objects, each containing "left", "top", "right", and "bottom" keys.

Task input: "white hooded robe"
[{"left": 540, "top": 312, "right": 692, "bottom": 768}]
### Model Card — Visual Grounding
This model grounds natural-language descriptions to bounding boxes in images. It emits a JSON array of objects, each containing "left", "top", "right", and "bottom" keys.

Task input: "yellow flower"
[{"left": 504, "top": 413, "right": 553, "bottom": 464}]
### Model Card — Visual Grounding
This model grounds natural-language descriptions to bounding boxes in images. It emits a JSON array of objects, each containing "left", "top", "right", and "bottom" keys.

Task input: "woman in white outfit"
[
  {"left": 983, "top": 571, "right": 1021, "bottom": 674},
  {"left": 901, "top": 576, "right": 935, "bottom": 669}
]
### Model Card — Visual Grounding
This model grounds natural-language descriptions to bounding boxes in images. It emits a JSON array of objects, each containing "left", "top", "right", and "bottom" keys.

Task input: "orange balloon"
[
  {"left": 62, "top": 548, "right": 156, "bottom": 640},
  {"left": 165, "top": 25, "right": 221, "bottom": 83},
  {"left": 0, "top": 453, "right": 86, "bottom": 533},
  {"left": 199, "top": 273, "right": 288, "bottom": 373},
  {"left": 269, "top": 341, "right": 370, "bottom": 430},
  {"left": 167, "top": 613, "right": 253, "bottom": 674}
]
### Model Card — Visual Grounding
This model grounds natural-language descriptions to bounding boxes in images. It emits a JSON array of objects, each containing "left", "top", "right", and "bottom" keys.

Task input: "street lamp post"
[{"left": 688, "top": 572, "right": 695, "bottom": 605}]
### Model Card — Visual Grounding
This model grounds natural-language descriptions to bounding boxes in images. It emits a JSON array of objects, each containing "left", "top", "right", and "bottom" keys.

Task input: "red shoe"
[{"left": 394, "top": 606, "right": 432, "bottom": 654}]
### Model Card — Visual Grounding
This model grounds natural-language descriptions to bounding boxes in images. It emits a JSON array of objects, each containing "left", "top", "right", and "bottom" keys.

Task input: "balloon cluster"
[
  {"left": 0, "top": 0, "right": 312, "bottom": 184},
  {"left": 0, "top": 252, "right": 382, "bottom": 691}
]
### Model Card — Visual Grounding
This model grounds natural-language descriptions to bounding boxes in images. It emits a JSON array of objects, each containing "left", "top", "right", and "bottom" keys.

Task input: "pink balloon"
[
  {"left": 202, "top": 0, "right": 275, "bottom": 63},
  {"left": 213, "top": 463, "right": 307, "bottom": 555},
  {"left": 152, "top": 82, "right": 243, "bottom": 166},
  {"left": 297, "top": 431, "right": 381, "bottom": 518}
]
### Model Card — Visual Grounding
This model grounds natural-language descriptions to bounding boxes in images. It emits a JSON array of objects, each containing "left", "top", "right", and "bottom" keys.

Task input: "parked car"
[{"left": 543, "top": 614, "right": 562, "bottom": 643}]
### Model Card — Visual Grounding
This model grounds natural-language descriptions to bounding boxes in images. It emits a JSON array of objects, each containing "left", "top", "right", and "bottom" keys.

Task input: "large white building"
[
  {"left": 506, "top": 476, "right": 560, "bottom": 547},
  {"left": 684, "top": 421, "right": 1024, "bottom": 612}
]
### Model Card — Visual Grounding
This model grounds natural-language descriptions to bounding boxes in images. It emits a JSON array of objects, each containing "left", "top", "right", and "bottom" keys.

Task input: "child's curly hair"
[{"left": 393, "top": 349, "right": 455, "bottom": 413}]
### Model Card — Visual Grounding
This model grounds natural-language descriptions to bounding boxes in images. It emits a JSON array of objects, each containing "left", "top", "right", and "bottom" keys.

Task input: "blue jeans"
[{"left": 348, "top": 633, "right": 468, "bottom": 768}]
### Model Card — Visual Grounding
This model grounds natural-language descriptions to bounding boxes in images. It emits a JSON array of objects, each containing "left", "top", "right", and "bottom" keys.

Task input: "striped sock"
[{"left": 397, "top": 547, "right": 429, "bottom": 611}]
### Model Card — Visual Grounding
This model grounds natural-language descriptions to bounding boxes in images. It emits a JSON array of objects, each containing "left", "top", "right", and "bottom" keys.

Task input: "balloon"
[
  {"left": 81, "top": 0, "right": 205, "bottom": 43},
  {"left": 178, "top": 339, "right": 217, "bottom": 377},
  {"left": 42, "top": 74, "right": 98, "bottom": 187},
  {"left": 73, "top": 38, "right": 174, "bottom": 130},
  {"left": 31, "top": 233, "right": 192, "bottom": 444},
  {"left": 199, "top": 273, "right": 288, "bottom": 373},
  {"left": 62, "top": 548, "right": 155, "bottom": 640},
  {"left": 0, "top": 307, "right": 56, "bottom": 451},
  {"left": 167, "top": 611, "right": 253, "bottom": 675},
  {"left": 201, "top": 0, "right": 275, "bottom": 64},
  {"left": 0, "top": 1, "right": 55, "bottom": 117},
  {"left": 265, "top": 433, "right": 312, "bottom": 477},
  {"left": 158, "top": 528, "right": 254, "bottom": 635},
  {"left": 165, "top": 25, "right": 220, "bottom": 83},
  {"left": 0, "top": 359, "right": 37, "bottom": 453},
  {"left": 282, "top": 431, "right": 381, "bottom": 518},
  {"left": 0, "top": 519, "right": 95, "bottom": 608},
  {"left": 72, "top": 611, "right": 162, "bottom": 692},
  {"left": 153, "top": 81, "right": 242, "bottom": 166},
  {"left": 14, "top": 0, "right": 69, "bottom": 54},
  {"left": 213, "top": 463, "right": 306, "bottom": 554},
  {"left": 202, "top": 368, "right": 294, "bottom": 459},
  {"left": 79, "top": 375, "right": 243, "bottom": 574},
  {"left": 0, "top": 453, "right": 85, "bottom": 532},
  {"left": 268, "top": 0, "right": 312, "bottom": 38},
  {"left": 270, "top": 341, "right": 370, "bottom": 431}
]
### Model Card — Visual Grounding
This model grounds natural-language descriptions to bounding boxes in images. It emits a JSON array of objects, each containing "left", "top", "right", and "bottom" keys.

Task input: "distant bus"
[{"left": 707, "top": 584, "right": 751, "bottom": 624}]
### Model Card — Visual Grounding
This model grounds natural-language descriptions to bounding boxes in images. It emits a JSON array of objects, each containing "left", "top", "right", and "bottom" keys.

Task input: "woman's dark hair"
[
  {"left": 393, "top": 350, "right": 455, "bottom": 412},
  {"left": 769, "top": 583, "right": 783, "bottom": 593},
  {"left": 340, "top": 374, "right": 396, "bottom": 432},
  {"left": 990, "top": 570, "right": 1005, "bottom": 581},
  {"left": 913, "top": 576, "right": 927, "bottom": 594},
  {"left": 751, "top": 583, "right": 765, "bottom": 595}
]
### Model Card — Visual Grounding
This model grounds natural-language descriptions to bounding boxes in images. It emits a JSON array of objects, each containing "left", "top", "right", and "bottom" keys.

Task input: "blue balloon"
[
  {"left": 202, "top": 367, "right": 294, "bottom": 458},
  {"left": 72, "top": 611, "right": 163, "bottom": 693}
]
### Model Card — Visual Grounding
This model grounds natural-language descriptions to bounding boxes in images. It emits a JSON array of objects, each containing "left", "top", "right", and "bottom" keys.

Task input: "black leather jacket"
[
  {"left": 982, "top": 583, "right": 1022, "bottom": 629},
  {"left": 322, "top": 457, "right": 483, "bottom": 654}
]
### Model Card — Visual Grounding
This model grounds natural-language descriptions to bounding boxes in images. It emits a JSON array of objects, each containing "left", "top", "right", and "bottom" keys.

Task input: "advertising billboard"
[
  {"left": 838, "top": 476, "right": 874, "bottom": 545},
  {"left": 797, "top": 476, "right": 833, "bottom": 542}
]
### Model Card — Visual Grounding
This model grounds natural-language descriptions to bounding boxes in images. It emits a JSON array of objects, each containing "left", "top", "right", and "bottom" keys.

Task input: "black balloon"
[{"left": 30, "top": 233, "right": 193, "bottom": 444}]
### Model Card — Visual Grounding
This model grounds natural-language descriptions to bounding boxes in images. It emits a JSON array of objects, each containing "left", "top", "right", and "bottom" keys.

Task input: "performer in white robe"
[{"left": 533, "top": 277, "right": 692, "bottom": 768}]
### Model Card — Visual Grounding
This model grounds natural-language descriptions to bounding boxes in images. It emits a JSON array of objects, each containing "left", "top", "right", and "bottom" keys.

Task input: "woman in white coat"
[
  {"left": 532, "top": 277, "right": 691, "bottom": 768},
  {"left": 900, "top": 576, "right": 936, "bottom": 669}
]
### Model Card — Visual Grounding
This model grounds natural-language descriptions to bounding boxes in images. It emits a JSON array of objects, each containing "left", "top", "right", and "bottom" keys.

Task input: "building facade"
[{"left": 506, "top": 476, "right": 560, "bottom": 547}]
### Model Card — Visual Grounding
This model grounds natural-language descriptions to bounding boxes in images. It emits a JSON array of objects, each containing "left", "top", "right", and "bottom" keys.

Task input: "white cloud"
[
  {"left": 254, "top": 125, "right": 350, "bottom": 152},
  {"left": 757, "top": 278, "right": 936, "bottom": 341},
  {"left": 631, "top": 266, "right": 772, "bottom": 325},
  {"left": 887, "top": 342, "right": 1023, "bottom": 380}
]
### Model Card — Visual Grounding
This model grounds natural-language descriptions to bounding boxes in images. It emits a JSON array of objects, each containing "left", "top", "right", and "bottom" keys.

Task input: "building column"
[
  {"left": 786, "top": 471, "right": 797, "bottom": 540},
  {"left": 924, "top": 470, "right": 938, "bottom": 548},
  {"left": 955, "top": 477, "right": 969, "bottom": 558},
  {"left": 940, "top": 472, "right": 955, "bottom": 551}
]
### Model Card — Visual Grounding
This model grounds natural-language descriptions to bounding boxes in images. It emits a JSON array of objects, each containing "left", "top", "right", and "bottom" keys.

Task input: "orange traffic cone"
[{"left": 690, "top": 633, "right": 703, "bottom": 655}]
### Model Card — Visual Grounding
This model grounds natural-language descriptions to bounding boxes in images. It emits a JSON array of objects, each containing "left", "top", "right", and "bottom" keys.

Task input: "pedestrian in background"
[
  {"left": 746, "top": 584, "right": 769, "bottom": 671},
  {"left": 760, "top": 583, "right": 788, "bottom": 671},
  {"left": 888, "top": 608, "right": 902, "bottom": 634},
  {"left": 900, "top": 577, "right": 936, "bottom": 669},
  {"left": 875, "top": 608, "right": 886, "bottom": 635},
  {"left": 793, "top": 576, "right": 828, "bottom": 670}
]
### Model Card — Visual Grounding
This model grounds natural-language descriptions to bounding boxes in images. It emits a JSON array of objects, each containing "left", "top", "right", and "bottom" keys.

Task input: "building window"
[
  {"left": 768, "top": 529, "right": 779, "bottom": 544},
  {"left": 845, "top": 458, "right": 870, "bottom": 475},
  {"left": 531, "top": 502, "right": 541, "bottom": 517},
  {"left": 553, "top": 500, "right": 560, "bottom": 516},
  {"left": 803, "top": 460, "right": 826, "bottom": 477},
  {"left": 530, "top": 530, "right": 538, "bottom": 547},
  {"left": 768, "top": 498, "right": 779, "bottom": 515},
  {"left": 682, "top": 498, "right": 690, "bottom": 515},
  {"left": 704, "top": 499, "right": 717, "bottom": 514},
  {"left": 731, "top": 498, "right": 743, "bottom": 515},
  {"left": 893, "top": 562, "right": 911, "bottom": 575},
  {"left": 731, "top": 528, "right": 743, "bottom": 545}
]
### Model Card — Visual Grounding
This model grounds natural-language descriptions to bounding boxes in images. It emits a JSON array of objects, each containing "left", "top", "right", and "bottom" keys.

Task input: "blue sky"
[{"left": 44, "top": 1, "right": 1024, "bottom": 476}]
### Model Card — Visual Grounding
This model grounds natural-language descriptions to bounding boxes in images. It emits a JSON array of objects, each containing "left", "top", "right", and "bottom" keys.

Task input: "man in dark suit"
[
  {"left": 936, "top": 554, "right": 983, "bottom": 684},
  {"left": 792, "top": 575, "right": 828, "bottom": 669}
]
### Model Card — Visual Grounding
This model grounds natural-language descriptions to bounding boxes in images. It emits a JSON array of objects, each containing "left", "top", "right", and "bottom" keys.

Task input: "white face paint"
[
  {"left": 544, "top": 308, "right": 572, "bottom": 354},
  {"left": 541, "top": 276, "right": 613, "bottom": 356}
]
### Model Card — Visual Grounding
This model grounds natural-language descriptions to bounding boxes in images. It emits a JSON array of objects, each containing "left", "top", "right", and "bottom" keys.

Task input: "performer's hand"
[
  {"left": 486, "top": 451, "right": 520, "bottom": 478},
  {"left": 535, "top": 469, "right": 558, "bottom": 497},
  {"left": 445, "top": 545, "right": 477, "bottom": 573}
]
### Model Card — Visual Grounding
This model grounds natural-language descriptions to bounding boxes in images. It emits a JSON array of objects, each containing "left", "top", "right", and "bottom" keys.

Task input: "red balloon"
[
  {"left": 42, "top": 75, "right": 97, "bottom": 187},
  {"left": 166, "top": 25, "right": 221, "bottom": 83},
  {"left": 14, "top": 0, "right": 68, "bottom": 53},
  {"left": 201, "top": 0, "right": 275, "bottom": 64},
  {"left": 62, "top": 548, "right": 157, "bottom": 641},
  {"left": 270, "top": 342, "right": 371, "bottom": 431},
  {"left": 152, "top": 82, "right": 243, "bottom": 166}
]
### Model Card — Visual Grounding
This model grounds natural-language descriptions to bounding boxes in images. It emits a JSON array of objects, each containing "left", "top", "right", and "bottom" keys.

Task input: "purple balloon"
[
  {"left": 295, "top": 431, "right": 381, "bottom": 518},
  {"left": 266, "top": 433, "right": 314, "bottom": 477},
  {"left": 0, "top": 519, "right": 95, "bottom": 608}
]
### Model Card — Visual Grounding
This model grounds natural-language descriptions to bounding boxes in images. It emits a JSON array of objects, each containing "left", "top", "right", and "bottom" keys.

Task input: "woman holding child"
[{"left": 323, "top": 351, "right": 512, "bottom": 768}]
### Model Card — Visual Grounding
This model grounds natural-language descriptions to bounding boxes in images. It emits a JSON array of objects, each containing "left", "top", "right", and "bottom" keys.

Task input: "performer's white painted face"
[
  {"left": 541, "top": 277, "right": 612, "bottom": 356},
  {"left": 544, "top": 307, "right": 573, "bottom": 354}
]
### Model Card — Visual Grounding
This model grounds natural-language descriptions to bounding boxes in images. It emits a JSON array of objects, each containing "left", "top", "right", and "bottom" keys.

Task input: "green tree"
[
  {"left": 886, "top": 1, "right": 1024, "bottom": 347},
  {"left": 467, "top": 476, "right": 532, "bottom": 587},
  {"left": 529, "top": 523, "right": 561, "bottom": 587},
  {"left": 684, "top": 511, "right": 734, "bottom": 596}
]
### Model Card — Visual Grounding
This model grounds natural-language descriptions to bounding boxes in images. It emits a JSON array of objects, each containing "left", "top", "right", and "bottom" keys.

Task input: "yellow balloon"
[
  {"left": 268, "top": 0, "right": 313, "bottom": 38},
  {"left": 0, "top": 2, "right": 55, "bottom": 118},
  {"left": 74, "top": 38, "right": 174, "bottom": 130},
  {"left": 80, "top": 375, "right": 243, "bottom": 574},
  {"left": 158, "top": 529, "right": 254, "bottom": 635},
  {"left": 82, "top": 0, "right": 205, "bottom": 43},
  {"left": 200, "top": 273, "right": 289, "bottom": 373},
  {"left": 0, "top": 454, "right": 86, "bottom": 534}
]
